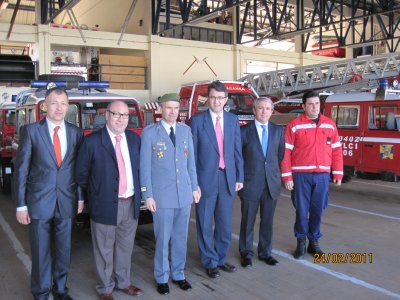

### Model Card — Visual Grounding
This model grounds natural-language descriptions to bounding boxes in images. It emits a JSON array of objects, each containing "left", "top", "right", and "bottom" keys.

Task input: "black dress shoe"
[
  {"left": 240, "top": 257, "right": 252, "bottom": 268},
  {"left": 172, "top": 279, "right": 192, "bottom": 291},
  {"left": 157, "top": 283, "right": 170, "bottom": 295},
  {"left": 294, "top": 238, "right": 307, "bottom": 259},
  {"left": 259, "top": 256, "right": 279, "bottom": 266},
  {"left": 218, "top": 262, "right": 237, "bottom": 273},
  {"left": 52, "top": 293, "right": 73, "bottom": 300},
  {"left": 307, "top": 240, "right": 324, "bottom": 256},
  {"left": 206, "top": 267, "right": 220, "bottom": 278}
]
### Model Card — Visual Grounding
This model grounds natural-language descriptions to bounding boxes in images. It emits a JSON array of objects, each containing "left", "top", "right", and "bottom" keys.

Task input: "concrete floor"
[{"left": 0, "top": 178, "right": 399, "bottom": 300}]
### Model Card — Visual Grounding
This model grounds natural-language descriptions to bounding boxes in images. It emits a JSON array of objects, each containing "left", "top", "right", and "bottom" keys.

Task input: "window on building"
[{"left": 331, "top": 105, "right": 360, "bottom": 128}]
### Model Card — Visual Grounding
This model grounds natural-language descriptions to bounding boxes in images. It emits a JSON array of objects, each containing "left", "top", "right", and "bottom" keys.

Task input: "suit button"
[
  {"left": 176, "top": 158, "right": 178, "bottom": 161},
  {"left": 176, "top": 169, "right": 179, "bottom": 172},
  {"left": 177, "top": 180, "right": 180, "bottom": 183},
  {"left": 114, "top": 189, "right": 117, "bottom": 192}
]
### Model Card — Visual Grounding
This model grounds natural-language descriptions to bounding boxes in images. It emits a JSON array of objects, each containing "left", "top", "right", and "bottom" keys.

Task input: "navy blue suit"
[
  {"left": 14, "top": 119, "right": 83, "bottom": 300},
  {"left": 190, "top": 110, "right": 243, "bottom": 268},
  {"left": 75, "top": 126, "right": 141, "bottom": 224},
  {"left": 239, "top": 121, "right": 285, "bottom": 259}
]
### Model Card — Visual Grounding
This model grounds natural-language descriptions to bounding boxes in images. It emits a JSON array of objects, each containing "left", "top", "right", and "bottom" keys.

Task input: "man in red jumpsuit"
[{"left": 281, "top": 90, "right": 343, "bottom": 259}]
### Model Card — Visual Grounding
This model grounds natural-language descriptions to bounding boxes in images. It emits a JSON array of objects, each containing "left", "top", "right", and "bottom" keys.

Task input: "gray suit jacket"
[
  {"left": 14, "top": 118, "right": 83, "bottom": 219},
  {"left": 140, "top": 121, "right": 198, "bottom": 209}
]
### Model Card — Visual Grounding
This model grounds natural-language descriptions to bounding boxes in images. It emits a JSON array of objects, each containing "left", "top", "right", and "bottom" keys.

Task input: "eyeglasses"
[
  {"left": 209, "top": 96, "right": 227, "bottom": 101},
  {"left": 107, "top": 110, "right": 130, "bottom": 119}
]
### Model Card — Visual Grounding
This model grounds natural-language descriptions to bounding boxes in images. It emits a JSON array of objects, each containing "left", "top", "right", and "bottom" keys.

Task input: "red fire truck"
[
  {"left": 145, "top": 80, "right": 259, "bottom": 125},
  {"left": 324, "top": 85, "right": 400, "bottom": 181},
  {"left": 0, "top": 102, "right": 16, "bottom": 193},
  {"left": 13, "top": 80, "right": 151, "bottom": 224}
]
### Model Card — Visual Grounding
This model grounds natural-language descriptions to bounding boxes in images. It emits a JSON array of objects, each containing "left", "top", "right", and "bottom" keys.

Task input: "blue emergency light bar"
[{"left": 31, "top": 81, "right": 110, "bottom": 89}]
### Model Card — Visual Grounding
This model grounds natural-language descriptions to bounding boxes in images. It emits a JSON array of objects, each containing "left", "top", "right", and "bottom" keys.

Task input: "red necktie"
[
  {"left": 215, "top": 115, "right": 225, "bottom": 169},
  {"left": 53, "top": 126, "right": 62, "bottom": 167},
  {"left": 115, "top": 135, "right": 127, "bottom": 195}
]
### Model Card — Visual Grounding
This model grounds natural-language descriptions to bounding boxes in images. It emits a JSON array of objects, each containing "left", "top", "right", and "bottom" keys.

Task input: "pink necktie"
[
  {"left": 115, "top": 135, "right": 127, "bottom": 195},
  {"left": 215, "top": 115, "right": 225, "bottom": 169}
]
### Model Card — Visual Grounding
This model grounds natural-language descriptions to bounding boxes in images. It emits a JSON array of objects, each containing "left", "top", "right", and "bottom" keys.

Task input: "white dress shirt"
[
  {"left": 209, "top": 110, "right": 224, "bottom": 135},
  {"left": 106, "top": 126, "right": 134, "bottom": 198},
  {"left": 161, "top": 120, "right": 176, "bottom": 137},
  {"left": 47, "top": 118, "right": 67, "bottom": 160}
]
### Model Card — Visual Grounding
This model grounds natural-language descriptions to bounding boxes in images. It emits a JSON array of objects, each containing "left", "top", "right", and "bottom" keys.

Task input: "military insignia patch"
[{"left": 157, "top": 150, "right": 164, "bottom": 158}]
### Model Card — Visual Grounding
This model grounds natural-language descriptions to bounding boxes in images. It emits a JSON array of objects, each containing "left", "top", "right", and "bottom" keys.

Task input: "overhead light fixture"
[
  {"left": 188, "top": 11, "right": 222, "bottom": 25},
  {"left": 273, "top": 27, "right": 315, "bottom": 39},
  {"left": 347, "top": 40, "right": 381, "bottom": 48}
]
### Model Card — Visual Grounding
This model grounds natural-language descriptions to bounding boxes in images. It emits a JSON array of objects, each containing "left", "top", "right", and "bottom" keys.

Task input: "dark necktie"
[{"left": 169, "top": 126, "right": 176, "bottom": 147}]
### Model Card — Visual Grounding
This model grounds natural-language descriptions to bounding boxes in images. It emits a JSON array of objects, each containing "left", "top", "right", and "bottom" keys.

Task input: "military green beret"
[{"left": 158, "top": 93, "right": 180, "bottom": 103}]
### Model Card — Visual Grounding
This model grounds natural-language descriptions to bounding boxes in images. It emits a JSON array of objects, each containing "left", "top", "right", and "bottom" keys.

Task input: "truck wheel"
[{"left": 1, "top": 174, "right": 11, "bottom": 194}]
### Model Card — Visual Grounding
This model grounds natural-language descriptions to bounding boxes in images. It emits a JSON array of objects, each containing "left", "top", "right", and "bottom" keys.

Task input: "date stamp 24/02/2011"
[{"left": 314, "top": 252, "right": 373, "bottom": 264}]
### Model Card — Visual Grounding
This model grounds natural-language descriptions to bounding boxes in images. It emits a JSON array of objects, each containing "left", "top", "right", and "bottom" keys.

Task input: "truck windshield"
[
  {"left": 38, "top": 100, "right": 142, "bottom": 130},
  {"left": 225, "top": 93, "right": 255, "bottom": 114},
  {"left": 5, "top": 110, "right": 15, "bottom": 125}
]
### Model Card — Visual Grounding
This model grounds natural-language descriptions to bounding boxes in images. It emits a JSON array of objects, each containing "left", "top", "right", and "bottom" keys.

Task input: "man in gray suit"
[
  {"left": 15, "top": 87, "right": 84, "bottom": 300},
  {"left": 239, "top": 97, "right": 285, "bottom": 268},
  {"left": 140, "top": 93, "right": 200, "bottom": 295}
]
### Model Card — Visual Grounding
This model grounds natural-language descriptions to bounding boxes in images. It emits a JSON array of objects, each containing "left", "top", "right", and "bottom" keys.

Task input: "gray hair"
[{"left": 253, "top": 97, "right": 274, "bottom": 109}]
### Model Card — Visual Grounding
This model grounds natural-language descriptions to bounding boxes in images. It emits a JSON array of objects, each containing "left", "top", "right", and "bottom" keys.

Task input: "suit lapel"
[
  {"left": 38, "top": 119, "right": 58, "bottom": 166},
  {"left": 62, "top": 122, "right": 74, "bottom": 164},
  {"left": 203, "top": 110, "right": 219, "bottom": 153},
  {"left": 266, "top": 122, "right": 274, "bottom": 158},
  {"left": 101, "top": 127, "right": 118, "bottom": 166}
]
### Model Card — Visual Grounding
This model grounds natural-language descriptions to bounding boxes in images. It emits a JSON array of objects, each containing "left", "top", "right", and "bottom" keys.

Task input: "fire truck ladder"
[{"left": 240, "top": 52, "right": 400, "bottom": 97}]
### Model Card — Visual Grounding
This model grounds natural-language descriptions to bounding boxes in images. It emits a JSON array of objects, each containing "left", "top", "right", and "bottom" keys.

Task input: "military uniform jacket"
[{"left": 140, "top": 121, "right": 198, "bottom": 209}]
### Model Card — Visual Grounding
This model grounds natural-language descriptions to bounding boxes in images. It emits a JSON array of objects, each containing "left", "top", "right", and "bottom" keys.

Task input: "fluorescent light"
[
  {"left": 188, "top": 11, "right": 222, "bottom": 25},
  {"left": 347, "top": 40, "right": 380, "bottom": 48},
  {"left": 273, "top": 27, "right": 315, "bottom": 39}
]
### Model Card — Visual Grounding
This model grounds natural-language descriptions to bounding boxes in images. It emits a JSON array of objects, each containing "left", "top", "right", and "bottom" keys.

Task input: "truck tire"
[{"left": 1, "top": 173, "right": 11, "bottom": 194}]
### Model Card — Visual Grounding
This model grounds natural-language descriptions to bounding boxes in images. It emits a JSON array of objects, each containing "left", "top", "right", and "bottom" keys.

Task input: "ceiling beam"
[{"left": 7, "top": 0, "right": 22, "bottom": 40}]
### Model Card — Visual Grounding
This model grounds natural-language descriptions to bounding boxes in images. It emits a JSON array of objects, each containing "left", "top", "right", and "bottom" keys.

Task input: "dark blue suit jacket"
[
  {"left": 14, "top": 118, "right": 83, "bottom": 219},
  {"left": 239, "top": 121, "right": 285, "bottom": 200},
  {"left": 75, "top": 126, "right": 141, "bottom": 225},
  {"left": 190, "top": 110, "right": 244, "bottom": 198}
]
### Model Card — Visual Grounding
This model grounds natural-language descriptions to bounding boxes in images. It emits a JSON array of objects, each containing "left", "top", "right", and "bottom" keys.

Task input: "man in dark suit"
[
  {"left": 75, "top": 101, "right": 143, "bottom": 300},
  {"left": 190, "top": 81, "right": 244, "bottom": 278},
  {"left": 239, "top": 97, "right": 285, "bottom": 268},
  {"left": 15, "top": 87, "right": 84, "bottom": 300}
]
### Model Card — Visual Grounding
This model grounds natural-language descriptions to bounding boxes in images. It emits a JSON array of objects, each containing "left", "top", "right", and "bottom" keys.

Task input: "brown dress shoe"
[
  {"left": 119, "top": 285, "right": 144, "bottom": 296},
  {"left": 99, "top": 293, "right": 113, "bottom": 300}
]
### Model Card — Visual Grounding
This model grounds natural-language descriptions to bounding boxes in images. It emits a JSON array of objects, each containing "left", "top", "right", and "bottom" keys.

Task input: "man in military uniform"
[{"left": 140, "top": 93, "right": 200, "bottom": 295}]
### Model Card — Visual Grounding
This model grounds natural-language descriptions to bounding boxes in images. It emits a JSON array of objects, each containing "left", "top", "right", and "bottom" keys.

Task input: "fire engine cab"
[
  {"left": 325, "top": 82, "right": 400, "bottom": 181},
  {"left": 0, "top": 102, "right": 16, "bottom": 193}
]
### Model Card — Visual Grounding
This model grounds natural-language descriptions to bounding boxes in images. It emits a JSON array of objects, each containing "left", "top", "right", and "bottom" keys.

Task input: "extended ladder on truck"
[{"left": 240, "top": 52, "right": 400, "bottom": 97}]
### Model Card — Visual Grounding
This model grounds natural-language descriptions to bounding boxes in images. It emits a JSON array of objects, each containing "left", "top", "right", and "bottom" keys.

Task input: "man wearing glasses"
[
  {"left": 75, "top": 101, "right": 143, "bottom": 300},
  {"left": 190, "top": 81, "right": 244, "bottom": 278}
]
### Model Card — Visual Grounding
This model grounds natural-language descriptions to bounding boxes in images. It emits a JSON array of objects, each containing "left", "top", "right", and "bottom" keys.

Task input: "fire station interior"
[{"left": 0, "top": 1, "right": 399, "bottom": 300}]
